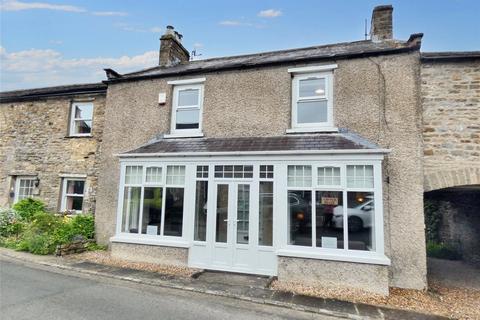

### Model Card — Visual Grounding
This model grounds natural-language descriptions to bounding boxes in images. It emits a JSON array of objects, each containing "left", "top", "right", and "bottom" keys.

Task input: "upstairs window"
[
  {"left": 69, "top": 102, "right": 93, "bottom": 136},
  {"left": 171, "top": 84, "right": 204, "bottom": 135},
  {"left": 288, "top": 65, "right": 336, "bottom": 132}
]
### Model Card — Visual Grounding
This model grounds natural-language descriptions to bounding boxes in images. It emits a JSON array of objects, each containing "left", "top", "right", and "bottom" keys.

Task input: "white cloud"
[
  {"left": 0, "top": 0, "right": 86, "bottom": 12},
  {"left": 149, "top": 26, "right": 162, "bottom": 33},
  {"left": 0, "top": 46, "right": 158, "bottom": 90},
  {"left": 92, "top": 11, "right": 127, "bottom": 16},
  {"left": 193, "top": 42, "right": 203, "bottom": 48},
  {"left": 258, "top": 9, "right": 282, "bottom": 18}
]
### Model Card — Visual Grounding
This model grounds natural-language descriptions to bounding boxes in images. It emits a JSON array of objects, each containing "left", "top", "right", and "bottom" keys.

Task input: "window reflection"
[
  {"left": 163, "top": 188, "right": 184, "bottom": 236},
  {"left": 316, "top": 191, "right": 344, "bottom": 249},
  {"left": 288, "top": 191, "right": 312, "bottom": 246}
]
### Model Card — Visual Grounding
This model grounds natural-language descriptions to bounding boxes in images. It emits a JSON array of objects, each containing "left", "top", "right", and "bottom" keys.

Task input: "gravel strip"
[
  {"left": 67, "top": 251, "right": 201, "bottom": 277},
  {"left": 271, "top": 280, "right": 480, "bottom": 320}
]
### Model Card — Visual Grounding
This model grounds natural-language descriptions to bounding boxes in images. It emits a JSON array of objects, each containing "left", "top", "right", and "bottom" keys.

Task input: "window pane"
[
  {"left": 287, "top": 165, "right": 312, "bottom": 187},
  {"left": 299, "top": 78, "right": 325, "bottom": 97},
  {"left": 121, "top": 186, "right": 141, "bottom": 233},
  {"left": 259, "top": 182, "right": 273, "bottom": 246},
  {"left": 141, "top": 187, "right": 163, "bottom": 235},
  {"left": 66, "top": 196, "right": 83, "bottom": 212},
  {"left": 166, "top": 166, "right": 185, "bottom": 185},
  {"left": 288, "top": 190, "right": 312, "bottom": 246},
  {"left": 163, "top": 187, "right": 184, "bottom": 236},
  {"left": 146, "top": 167, "right": 162, "bottom": 184},
  {"left": 260, "top": 165, "right": 274, "bottom": 179},
  {"left": 73, "top": 104, "right": 93, "bottom": 119},
  {"left": 176, "top": 109, "right": 199, "bottom": 129},
  {"left": 74, "top": 120, "right": 92, "bottom": 134},
  {"left": 216, "top": 184, "right": 229, "bottom": 243},
  {"left": 125, "top": 166, "right": 142, "bottom": 184},
  {"left": 317, "top": 167, "right": 341, "bottom": 186},
  {"left": 297, "top": 100, "right": 328, "bottom": 124},
  {"left": 196, "top": 166, "right": 209, "bottom": 179},
  {"left": 194, "top": 181, "right": 208, "bottom": 241},
  {"left": 236, "top": 184, "right": 250, "bottom": 244},
  {"left": 17, "top": 179, "right": 34, "bottom": 200},
  {"left": 347, "top": 165, "right": 374, "bottom": 188},
  {"left": 347, "top": 192, "right": 374, "bottom": 251},
  {"left": 316, "top": 191, "right": 344, "bottom": 249},
  {"left": 66, "top": 180, "right": 85, "bottom": 195},
  {"left": 178, "top": 89, "right": 199, "bottom": 106}
]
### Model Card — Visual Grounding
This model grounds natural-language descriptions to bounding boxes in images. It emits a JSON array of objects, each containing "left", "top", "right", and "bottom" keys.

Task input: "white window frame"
[
  {"left": 113, "top": 163, "right": 189, "bottom": 247},
  {"left": 279, "top": 160, "right": 387, "bottom": 265},
  {"left": 291, "top": 71, "right": 333, "bottom": 130},
  {"left": 169, "top": 83, "right": 204, "bottom": 137},
  {"left": 69, "top": 102, "right": 94, "bottom": 137},
  {"left": 14, "top": 176, "right": 36, "bottom": 203},
  {"left": 60, "top": 178, "right": 86, "bottom": 213}
]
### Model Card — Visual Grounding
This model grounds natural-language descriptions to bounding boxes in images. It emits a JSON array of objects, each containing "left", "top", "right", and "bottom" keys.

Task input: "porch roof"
[{"left": 120, "top": 133, "right": 389, "bottom": 157}]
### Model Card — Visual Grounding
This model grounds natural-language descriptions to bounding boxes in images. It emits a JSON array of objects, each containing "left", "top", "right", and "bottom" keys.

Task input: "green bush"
[
  {"left": 427, "top": 241, "right": 462, "bottom": 260},
  {"left": 13, "top": 198, "right": 46, "bottom": 221},
  {"left": 1, "top": 205, "right": 98, "bottom": 255},
  {"left": 0, "top": 208, "right": 24, "bottom": 238}
]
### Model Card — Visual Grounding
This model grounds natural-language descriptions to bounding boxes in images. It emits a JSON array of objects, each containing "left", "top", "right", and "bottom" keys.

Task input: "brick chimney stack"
[
  {"left": 370, "top": 5, "right": 393, "bottom": 42},
  {"left": 159, "top": 25, "right": 190, "bottom": 67}
]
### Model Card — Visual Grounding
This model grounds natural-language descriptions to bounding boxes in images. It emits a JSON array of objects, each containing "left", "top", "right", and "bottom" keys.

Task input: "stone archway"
[{"left": 424, "top": 168, "right": 480, "bottom": 192}]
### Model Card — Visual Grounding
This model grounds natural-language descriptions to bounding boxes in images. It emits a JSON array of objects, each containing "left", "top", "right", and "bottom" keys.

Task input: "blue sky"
[{"left": 1, "top": 0, "right": 479, "bottom": 90}]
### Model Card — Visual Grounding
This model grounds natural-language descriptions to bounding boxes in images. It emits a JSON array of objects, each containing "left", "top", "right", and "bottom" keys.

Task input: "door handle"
[{"left": 223, "top": 219, "right": 229, "bottom": 222}]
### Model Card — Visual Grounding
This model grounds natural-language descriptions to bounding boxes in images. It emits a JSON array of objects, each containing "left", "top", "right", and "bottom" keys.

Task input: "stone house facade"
[
  {"left": 0, "top": 84, "right": 107, "bottom": 213},
  {"left": 0, "top": 5, "right": 478, "bottom": 295}
]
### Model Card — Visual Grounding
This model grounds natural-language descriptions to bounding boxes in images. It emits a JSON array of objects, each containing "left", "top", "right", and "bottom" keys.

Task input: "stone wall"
[
  {"left": 96, "top": 51, "right": 426, "bottom": 290},
  {"left": 111, "top": 242, "right": 188, "bottom": 266},
  {"left": 0, "top": 93, "right": 106, "bottom": 213},
  {"left": 422, "top": 59, "right": 480, "bottom": 191}
]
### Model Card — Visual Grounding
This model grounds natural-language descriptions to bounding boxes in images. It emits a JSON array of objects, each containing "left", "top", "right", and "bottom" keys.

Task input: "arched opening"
[{"left": 424, "top": 184, "right": 480, "bottom": 288}]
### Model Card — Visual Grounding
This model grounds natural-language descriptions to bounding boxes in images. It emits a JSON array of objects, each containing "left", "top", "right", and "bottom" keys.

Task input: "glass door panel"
[
  {"left": 215, "top": 184, "right": 229, "bottom": 243},
  {"left": 236, "top": 184, "right": 250, "bottom": 244}
]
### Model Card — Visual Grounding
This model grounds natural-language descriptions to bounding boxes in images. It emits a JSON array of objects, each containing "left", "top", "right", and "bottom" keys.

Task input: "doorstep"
[{"left": 0, "top": 248, "right": 446, "bottom": 320}]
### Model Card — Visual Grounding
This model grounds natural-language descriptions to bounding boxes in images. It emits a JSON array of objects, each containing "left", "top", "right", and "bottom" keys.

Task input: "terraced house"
[{"left": 1, "top": 5, "right": 478, "bottom": 295}]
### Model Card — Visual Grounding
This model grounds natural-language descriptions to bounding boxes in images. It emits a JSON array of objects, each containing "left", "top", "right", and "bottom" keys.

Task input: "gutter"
[{"left": 115, "top": 149, "right": 392, "bottom": 158}]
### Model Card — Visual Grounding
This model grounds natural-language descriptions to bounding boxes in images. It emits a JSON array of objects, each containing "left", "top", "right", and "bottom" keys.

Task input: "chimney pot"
[{"left": 370, "top": 5, "right": 393, "bottom": 42}]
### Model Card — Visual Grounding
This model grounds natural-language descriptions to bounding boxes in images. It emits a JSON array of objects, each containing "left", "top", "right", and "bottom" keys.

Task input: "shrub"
[
  {"left": 13, "top": 198, "right": 46, "bottom": 221},
  {"left": 427, "top": 241, "right": 462, "bottom": 260},
  {"left": 70, "top": 214, "right": 95, "bottom": 240},
  {"left": 0, "top": 208, "right": 24, "bottom": 238}
]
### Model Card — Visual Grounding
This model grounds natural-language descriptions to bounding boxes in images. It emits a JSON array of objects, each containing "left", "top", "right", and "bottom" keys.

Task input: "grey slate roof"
[
  {"left": 421, "top": 51, "right": 480, "bottom": 62},
  {"left": 107, "top": 35, "right": 423, "bottom": 83},
  {"left": 122, "top": 133, "right": 384, "bottom": 156},
  {"left": 0, "top": 83, "right": 107, "bottom": 103}
]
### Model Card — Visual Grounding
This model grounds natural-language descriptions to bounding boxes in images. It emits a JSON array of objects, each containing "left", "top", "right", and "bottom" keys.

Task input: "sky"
[{"left": 1, "top": 0, "right": 479, "bottom": 91}]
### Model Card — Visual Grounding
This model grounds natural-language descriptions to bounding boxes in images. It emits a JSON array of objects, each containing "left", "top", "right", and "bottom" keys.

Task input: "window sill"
[
  {"left": 164, "top": 133, "right": 204, "bottom": 139},
  {"left": 65, "top": 134, "right": 93, "bottom": 139},
  {"left": 110, "top": 235, "right": 190, "bottom": 248},
  {"left": 276, "top": 248, "right": 391, "bottom": 266},
  {"left": 286, "top": 127, "right": 339, "bottom": 134}
]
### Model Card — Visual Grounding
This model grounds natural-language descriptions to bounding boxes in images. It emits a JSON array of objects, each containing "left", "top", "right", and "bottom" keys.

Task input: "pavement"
[
  {"left": 428, "top": 257, "right": 480, "bottom": 290},
  {"left": 0, "top": 248, "right": 447, "bottom": 320}
]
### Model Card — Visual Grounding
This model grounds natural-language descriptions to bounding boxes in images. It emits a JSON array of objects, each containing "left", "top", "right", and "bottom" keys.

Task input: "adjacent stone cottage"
[{"left": 0, "top": 84, "right": 106, "bottom": 213}]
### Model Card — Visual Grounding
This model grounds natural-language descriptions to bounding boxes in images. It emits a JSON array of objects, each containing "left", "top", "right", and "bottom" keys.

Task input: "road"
[{"left": 0, "top": 259, "right": 338, "bottom": 320}]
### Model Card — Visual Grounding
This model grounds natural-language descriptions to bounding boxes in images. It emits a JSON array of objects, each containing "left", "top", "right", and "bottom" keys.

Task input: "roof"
[
  {"left": 120, "top": 133, "right": 388, "bottom": 157},
  {"left": 0, "top": 83, "right": 107, "bottom": 103},
  {"left": 107, "top": 34, "right": 423, "bottom": 84},
  {"left": 421, "top": 51, "right": 480, "bottom": 62}
]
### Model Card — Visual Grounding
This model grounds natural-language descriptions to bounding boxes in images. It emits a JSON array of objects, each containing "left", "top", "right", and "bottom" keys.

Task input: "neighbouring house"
[
  {"left": 0, "top": 84, "right": 107, "bottom": 213},
  {"left": 421, "top": 52, "right": 480, "bottom": 265},
  {"left": 0, "top": 5, "right": 478, "bottom": 295}
]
